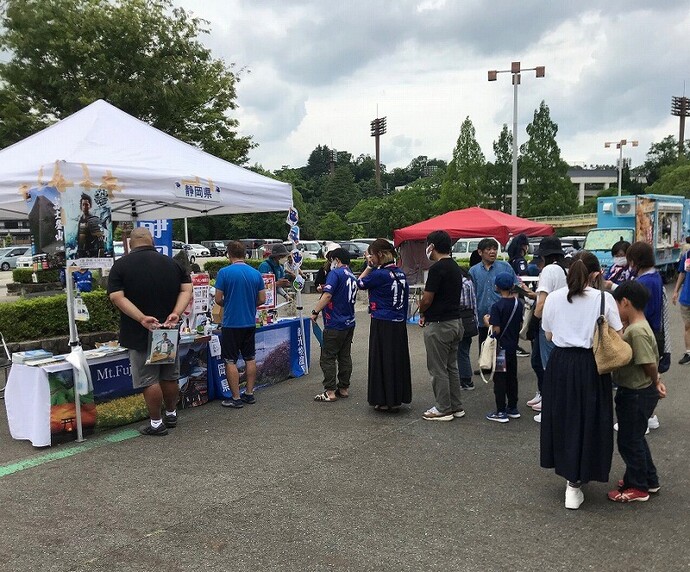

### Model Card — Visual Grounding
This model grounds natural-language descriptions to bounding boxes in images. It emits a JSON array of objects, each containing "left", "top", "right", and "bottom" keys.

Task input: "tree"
[
  {"left": 319, "top": 166, "right": 361, "bottom": 218},
  {"left": 520, "top": 101, "right": 578, "bottom": 217},
  {"left": 316, "top": 212, "right": 351, "bottom": 240},
  {"left": 646, "top": 158, "right": 690, "bottom": 198},
  {"left": 484, "top": 124, "right": 512, "bottom": 211},
  {"left": 438, "top": 117, "right": 486, "bottom": 212},
  {"left": 642, "top": 135, "right": 689, "bottom": 185},
  {"left": 0, "top": 0, "right": 252, "bottom": 162}
]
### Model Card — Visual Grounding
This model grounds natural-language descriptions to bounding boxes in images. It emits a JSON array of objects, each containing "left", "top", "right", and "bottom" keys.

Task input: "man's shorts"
[
  {"left": 221, "top": 327, "right": 257, "bottom": 363},
  {"left": 681, "top": 303, "right": 690, "bottom": 323},
  {"left": 128, "top": 349, "right": 180, "bottom": 389}
]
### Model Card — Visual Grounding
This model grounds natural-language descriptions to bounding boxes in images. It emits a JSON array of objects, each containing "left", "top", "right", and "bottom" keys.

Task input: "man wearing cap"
[
  {"left": 311, "top": 248, "right": 357, "bottom": 402},
  {"left": 469, "top": 238, "right": 520, "bottom": 354},
  {"left": 258, "top": 243, "right": 294, "bottom": 301}
]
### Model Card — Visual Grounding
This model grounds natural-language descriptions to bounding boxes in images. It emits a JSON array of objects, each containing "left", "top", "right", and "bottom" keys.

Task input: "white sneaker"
[
  {"left": 526, "top": 392, "right": 542, "bottom": 407},
  {"left": 565, "top": 484, "right": 584, "bottom": 510},
  {"left": 534, "top": 412, "right": 541, "bottom": 423},
  {"left": 422, "top": 406, "right": 454, "bottom": 422},
  {"left": 614, "top": 422, "right": 649, "bottom": 435},
  {"left": 648, "top": 415, "right": 660, "bottom": 430},
  {"left": 531, "top": 400, "right": 542, "bottom": 412}
]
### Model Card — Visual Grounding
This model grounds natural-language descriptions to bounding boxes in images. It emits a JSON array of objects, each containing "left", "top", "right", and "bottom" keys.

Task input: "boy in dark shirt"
[{"left": 484, "top": 272, "right": 523, "bottom": 423}]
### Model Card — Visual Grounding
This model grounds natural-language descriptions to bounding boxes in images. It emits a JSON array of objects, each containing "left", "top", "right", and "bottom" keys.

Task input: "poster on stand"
[
  {"left": 191, "top": 272, "right": 211, "bottom": 315},
  {"left": 258, "top": 273, "right": 276, "bottom": 310},
  {"left": 25, "top": 186, "right": 65, "bottom": 268},
  {"left": 63, "top": 186, "right": 114, "bottom": 268}
]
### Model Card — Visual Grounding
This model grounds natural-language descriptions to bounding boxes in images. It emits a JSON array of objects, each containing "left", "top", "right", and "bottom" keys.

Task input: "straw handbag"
[{"left": 593, "top": 289, "right": 632, "bottom": 374}]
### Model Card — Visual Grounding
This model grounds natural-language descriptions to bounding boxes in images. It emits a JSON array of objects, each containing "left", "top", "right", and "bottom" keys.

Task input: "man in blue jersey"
[
  {"left": 311, "top": 247, "right": 357, "bottom": 402},
  {"left": 215, "top": 241, "right": 266, "bottom": 409}
]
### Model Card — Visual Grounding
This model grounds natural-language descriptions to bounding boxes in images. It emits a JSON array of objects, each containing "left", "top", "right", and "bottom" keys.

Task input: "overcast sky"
[{"left": 176, "top": 0, "right": 690, "bottom": 172}]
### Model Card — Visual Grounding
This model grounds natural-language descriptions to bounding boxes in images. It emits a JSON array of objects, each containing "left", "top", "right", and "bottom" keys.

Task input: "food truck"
[{"left": 584, "top": 194, "right": 690, "bottom": 280}]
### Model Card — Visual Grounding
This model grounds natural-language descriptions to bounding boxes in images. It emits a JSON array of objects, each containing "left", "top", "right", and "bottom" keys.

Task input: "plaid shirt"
[{"left": 460, "top": 275, "right": 478, "bottom": 328}]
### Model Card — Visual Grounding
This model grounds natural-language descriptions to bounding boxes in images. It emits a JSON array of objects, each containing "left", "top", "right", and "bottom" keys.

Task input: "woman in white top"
[{"left": 540, "top": 251, "right": 624, "bottom": 510}]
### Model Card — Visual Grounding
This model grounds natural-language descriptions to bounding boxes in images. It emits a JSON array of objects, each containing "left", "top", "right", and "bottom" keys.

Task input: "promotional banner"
[
  {"left": 25, "top": 186, "right": 65, "bottom": 267},
  {"left": 135, "top": 219, "right": 173, "bottom": 256},
  {"left": 63, "top": 185, "right": 114, "bottom": 268},
  {"left": 258, "top": 273, "right": 277, "bottom": 310}
]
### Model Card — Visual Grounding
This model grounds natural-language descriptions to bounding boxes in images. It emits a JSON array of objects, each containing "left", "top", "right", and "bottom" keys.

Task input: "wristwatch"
[{"left": 311, "top": 309, "right": 319, "bottom": 316}]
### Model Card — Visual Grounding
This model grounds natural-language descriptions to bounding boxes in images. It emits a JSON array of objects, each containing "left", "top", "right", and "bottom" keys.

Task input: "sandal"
[
  {"left": 314, "top": 391, "right": 337, "bottom": 402},
  {"left": 335, "top": 388, "right": 349, "bottom": 398},
  {"left": 374, "top": 405, "right": 389, "bottom": 411}
]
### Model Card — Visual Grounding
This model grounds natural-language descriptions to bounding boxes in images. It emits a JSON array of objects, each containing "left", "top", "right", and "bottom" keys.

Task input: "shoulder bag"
[
  {"left": 479, "top": 299, "right": 519, "bottom": 383},
  {"left": 592, "top": 288, "right": 632, "bottom": 375}
]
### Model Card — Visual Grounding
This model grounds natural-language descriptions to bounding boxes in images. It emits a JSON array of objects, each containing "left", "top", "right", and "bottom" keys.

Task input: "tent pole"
[
  {"left": 65, "top": 268, "right": 85, "bottom": 443},
  {"left": 184, "top": 217, "right": 189, "bottom": 244},
  {"left": 295, "top": 290, "right": 308, "bottom": 375}
]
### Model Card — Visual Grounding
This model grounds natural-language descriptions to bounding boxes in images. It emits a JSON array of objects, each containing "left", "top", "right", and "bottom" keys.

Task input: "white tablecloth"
[{"left": 5, "top": 364, "right": 52, "bottom": 447}]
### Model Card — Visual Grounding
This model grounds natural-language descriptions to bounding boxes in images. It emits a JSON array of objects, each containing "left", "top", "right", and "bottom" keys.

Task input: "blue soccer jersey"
[
  {"left": 322, "top": 266, "right": 357, "bottom": 330},
  {"left": 357, "top": 263, "right": 409, "bottom": 322}
]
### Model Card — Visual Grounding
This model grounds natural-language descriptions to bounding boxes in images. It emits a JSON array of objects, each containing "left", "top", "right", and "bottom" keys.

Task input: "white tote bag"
[{"left": 478, "top": 326, "right": 497, "bottom": 383}]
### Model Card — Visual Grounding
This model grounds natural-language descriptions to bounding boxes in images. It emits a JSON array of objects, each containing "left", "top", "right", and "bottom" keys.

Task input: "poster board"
[{"left": 258, "top": 273, "right": 276, "bottom": 310}]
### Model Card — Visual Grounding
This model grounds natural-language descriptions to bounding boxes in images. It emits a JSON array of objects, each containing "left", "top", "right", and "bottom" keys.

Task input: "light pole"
[
  {"left": 488, "top": 62, "right": 545, "bottom": 216},
  {"left": 370, "top": 117, "right": 387, "bottom": 193},
  {"left": 605, "top": 139, "right": 638, "bottom": 196}
]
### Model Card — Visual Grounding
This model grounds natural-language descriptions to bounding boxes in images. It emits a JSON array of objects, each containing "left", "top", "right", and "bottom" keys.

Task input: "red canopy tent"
[
  {"left": 393, "top": 207, "right": 554, "bottom": 246},
  {"left": 394, "top": 207, "right": 554, "bottom": 284}
]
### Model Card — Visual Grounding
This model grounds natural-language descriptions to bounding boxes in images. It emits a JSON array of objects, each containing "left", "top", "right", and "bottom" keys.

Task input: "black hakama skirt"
[
  {"left": 540, "top": 346, "right": 614, "bottom": 484},
  {"left": 367, "top": 318, "right": 412, "bottom": 407}
]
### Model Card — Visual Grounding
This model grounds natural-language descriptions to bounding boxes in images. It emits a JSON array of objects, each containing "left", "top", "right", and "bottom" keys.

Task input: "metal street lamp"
[
  {"left": 488, "top": 61, "right": 545, "bottom": 216},
  {"left": 604, "top": 139, "right": 638, "bottom": 196}
]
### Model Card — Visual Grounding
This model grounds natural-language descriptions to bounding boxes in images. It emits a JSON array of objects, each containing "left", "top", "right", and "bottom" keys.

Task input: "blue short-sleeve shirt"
[
  {"left": 215, "top": 262, "right": 265, "bottom": 328},
  {"left": 322, "top": 266, "right": 357, "bottom": 330}
]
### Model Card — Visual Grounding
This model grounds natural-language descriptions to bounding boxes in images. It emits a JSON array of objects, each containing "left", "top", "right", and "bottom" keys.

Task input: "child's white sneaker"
[
  {"left": 565, "top": 483, "right": 584, "bottom": 510},
  {"left": 526, "top": 392, "right": 542, "bottom": 407}
]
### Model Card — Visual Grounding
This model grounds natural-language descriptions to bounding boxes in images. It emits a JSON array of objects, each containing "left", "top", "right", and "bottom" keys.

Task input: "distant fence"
[{"left": 531, "top": 214, "right": 597, "bottom": 228}]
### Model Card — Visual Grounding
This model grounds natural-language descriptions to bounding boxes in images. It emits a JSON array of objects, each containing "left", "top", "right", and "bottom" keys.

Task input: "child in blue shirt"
[{"left": 484, "top": 272, "right": 523, "bottom": 423}]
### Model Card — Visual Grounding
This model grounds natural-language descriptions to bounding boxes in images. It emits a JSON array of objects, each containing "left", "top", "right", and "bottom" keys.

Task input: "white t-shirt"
[
  {"left": 542, "top": 287, "right": 623, "bottom": 348},
  {"left": 536, "top": 263, "right": 567, "bottom": 294}
]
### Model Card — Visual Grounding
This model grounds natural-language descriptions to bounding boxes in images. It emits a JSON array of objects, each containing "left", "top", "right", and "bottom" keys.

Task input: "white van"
[{"left": 452, "top": 238, "right": 504, "bottom": 261}]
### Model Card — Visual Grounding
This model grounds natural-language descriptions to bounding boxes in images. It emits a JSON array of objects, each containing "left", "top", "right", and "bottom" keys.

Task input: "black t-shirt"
[
  {"left": 424, "top": 257, "right": 463, "bottom": 322},
  {"left": 107, "top": 246, "right": 191, "bottom": 351}
]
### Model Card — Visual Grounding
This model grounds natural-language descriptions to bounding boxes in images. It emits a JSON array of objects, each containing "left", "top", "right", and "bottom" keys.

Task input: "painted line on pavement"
[{"left": 0, "top": 429, "right": 140, "bottom": 478}]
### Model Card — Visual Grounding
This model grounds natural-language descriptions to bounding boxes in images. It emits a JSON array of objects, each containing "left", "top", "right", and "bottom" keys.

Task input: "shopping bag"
[{"left": 478, "top": 327, "right": 497, "bottom": 383}]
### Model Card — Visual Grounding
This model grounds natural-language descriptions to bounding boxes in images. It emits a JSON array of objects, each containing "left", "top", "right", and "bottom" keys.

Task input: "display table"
[{"left": 5, "top": 318, "right": 310, "bottom": 446}]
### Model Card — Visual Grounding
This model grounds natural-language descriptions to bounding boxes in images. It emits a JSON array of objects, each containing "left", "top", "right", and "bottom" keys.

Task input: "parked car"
[
  {"left": 15, "top": 254, "right": 33, "bottom": 269},
  {"left": 452, "top": 238, "right": 504, "bottom": 261},
  {"left": 171, "top": 240, "right": 200, "bottom": 263},
  {"left": 113, "top": 241, "right": 125, "bottom": 259},
  {"left": 287, "top": 240, "right": 321, "bottom": 260},
  {"left": 339, "top": 241, "right": 366, "bottom": 258},
  {"left": 201, "top": 240, "right": 227, "bottom": 257},
  {"left": 351, "top": 238, "right": 378, "bottom": 246},
  {"left": 258, "top": 239, "right": 283, "bottom": 258},
  {"left": 0, "top": 246, "right": 31, "bottom": 271},
  {"left": 187, "top": 244, "right": 211, "bottom": 258}
]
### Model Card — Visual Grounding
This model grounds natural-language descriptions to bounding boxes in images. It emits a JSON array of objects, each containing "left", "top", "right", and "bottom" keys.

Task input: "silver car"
[{"left": 0, "top": 246, "right": 31, "bottom": 271}]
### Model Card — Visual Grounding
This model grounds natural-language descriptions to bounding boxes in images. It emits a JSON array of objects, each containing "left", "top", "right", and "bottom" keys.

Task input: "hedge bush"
[
  {"left": 12, "top": 268, "right": 61, "bottom": 284},
  {"left": 203, "top": 258, "right": 367, "bottom": 278},
  {"left": 0, "top": 290, "right": 119, "bottom": 343}
]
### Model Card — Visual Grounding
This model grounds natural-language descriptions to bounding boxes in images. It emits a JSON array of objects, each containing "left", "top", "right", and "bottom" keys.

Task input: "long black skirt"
[
  {"left": 540, "top": 347, "right": 613, "bottom": 484},
  {"left": 368, "top": 318, "right": 412, "bottom": 407}
]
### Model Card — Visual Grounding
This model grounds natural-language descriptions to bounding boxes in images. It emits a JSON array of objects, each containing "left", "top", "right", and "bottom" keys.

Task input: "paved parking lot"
[{"left": 0, "top": 289, "right": 689, "bottom": 571}]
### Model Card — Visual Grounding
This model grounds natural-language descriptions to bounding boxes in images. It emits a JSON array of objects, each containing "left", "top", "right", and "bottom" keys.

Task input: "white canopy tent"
[
  {"left": 0, "top": 99, "right": 292, "bottom": 220},
  {"left": 0, "top": 99, "right": 296, "bottom": 443}
]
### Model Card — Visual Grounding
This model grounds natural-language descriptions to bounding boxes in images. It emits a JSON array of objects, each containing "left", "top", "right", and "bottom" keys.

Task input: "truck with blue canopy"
[{"left": 584, "top": 194, "right": 690, "bottom": 281}]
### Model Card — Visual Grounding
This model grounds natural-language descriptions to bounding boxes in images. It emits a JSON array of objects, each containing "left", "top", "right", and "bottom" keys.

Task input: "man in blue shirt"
[
  {"left": 311, "top": 248, "right": 357, "bottom": 402},
  {"left": 215, "top": 241, "right": 266, "bottom": 408},
  {"left": 469, "top": 238, "right": 520, "bottom": 355}
]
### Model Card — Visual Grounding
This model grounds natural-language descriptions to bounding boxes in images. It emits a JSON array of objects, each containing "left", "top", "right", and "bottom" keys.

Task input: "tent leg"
[{"left": 65, "top": 269, "right": 85, "bottom": 443}]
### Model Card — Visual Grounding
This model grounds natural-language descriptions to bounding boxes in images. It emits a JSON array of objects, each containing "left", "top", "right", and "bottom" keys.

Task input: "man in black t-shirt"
[
  {"left": 419, "top": 230, "right": 465, "bottom": 421},
  {"left": 108, "top": 228, "right": 192, "bottom": 436}
]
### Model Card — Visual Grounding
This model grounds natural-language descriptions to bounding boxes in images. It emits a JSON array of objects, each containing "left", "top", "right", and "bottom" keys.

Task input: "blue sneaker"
[
  {"left": 506, "top": 407, "right": 521, "bottom": 419},
  {"left": 221, "top": 398, "right": 243, "bottom": 408},
  {"left": 240, "top": 392, "right": 256, "bottom": 404},
  {"left": 486, "top": 411, "right": 509, "bottom": 423}
]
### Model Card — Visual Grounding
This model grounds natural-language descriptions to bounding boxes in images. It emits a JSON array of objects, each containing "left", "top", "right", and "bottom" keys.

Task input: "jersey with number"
[
  {"left": 322, "top": 265, "right": 357, "bottom": 330},
  {"left": 357, "top": 263, "right": 408, "bottom": 322}
]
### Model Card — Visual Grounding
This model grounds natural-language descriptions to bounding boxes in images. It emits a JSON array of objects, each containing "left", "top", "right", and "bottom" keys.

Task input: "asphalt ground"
[{"left": 0, "top": 288, "right": 689, "bottom": 571}]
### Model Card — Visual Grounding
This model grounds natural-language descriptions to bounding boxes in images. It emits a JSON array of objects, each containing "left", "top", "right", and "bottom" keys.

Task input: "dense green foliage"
[
  {"left": 0, "top": 0, "right": 252, "bottom": 162},
  {"left": 12, "top": 268, "right": 61, "bottom": 284},
  {"left": 0, "top": 290, "right": 119, "bottom": 342}
]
